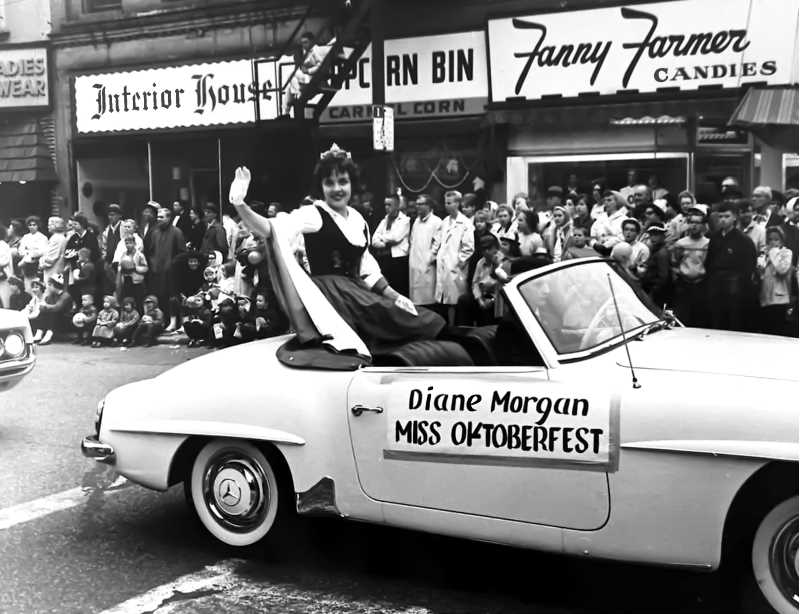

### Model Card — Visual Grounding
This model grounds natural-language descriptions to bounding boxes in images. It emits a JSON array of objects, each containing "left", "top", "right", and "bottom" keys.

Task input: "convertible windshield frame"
[{"left": 506, "top": 258, "right": 663, "bottom": 363}]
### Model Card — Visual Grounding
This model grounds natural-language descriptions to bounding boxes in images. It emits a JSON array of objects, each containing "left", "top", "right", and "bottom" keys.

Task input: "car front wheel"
[
  {"left": 187, "top": 439, "right": 283, "bottom": 547},
  {"left": 751, "top": 495, "right": 798, "bottom": 614}
]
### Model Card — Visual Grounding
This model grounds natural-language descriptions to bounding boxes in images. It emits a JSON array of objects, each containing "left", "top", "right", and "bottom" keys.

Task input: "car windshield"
[{"left": 517, "top": 260, "right": 662, "bottom": 356}]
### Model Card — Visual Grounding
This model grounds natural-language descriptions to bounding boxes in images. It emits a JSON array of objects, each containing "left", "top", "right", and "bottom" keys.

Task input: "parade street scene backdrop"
[{"left": 0, "top": 0, "right": 797, "bottom": 613}]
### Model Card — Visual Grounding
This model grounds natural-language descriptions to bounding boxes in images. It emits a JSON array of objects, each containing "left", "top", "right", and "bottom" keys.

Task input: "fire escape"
[{"left": 284, "top": 0, "right": 374, "bottom": 121}]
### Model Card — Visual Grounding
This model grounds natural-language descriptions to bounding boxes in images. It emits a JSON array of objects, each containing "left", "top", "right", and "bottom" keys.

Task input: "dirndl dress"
[{"left": 303, "top": 206, "right": 444, "bottom": 348}]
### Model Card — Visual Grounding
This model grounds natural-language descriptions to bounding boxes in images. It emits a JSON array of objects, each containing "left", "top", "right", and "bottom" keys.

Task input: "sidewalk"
[{"left": 51, "top": 330, "right": 190, "bottom": 347}]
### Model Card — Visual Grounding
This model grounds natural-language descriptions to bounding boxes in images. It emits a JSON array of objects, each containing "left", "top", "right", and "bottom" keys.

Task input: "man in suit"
[
  {"left": 148, "top": 207, "right": 186, "bottom": 331},
  {"left": 101, "top": 203, "right": 122, "bottom": 294},
  {"left": 171, "top": 200, "right": 192, "bottom": 241}
]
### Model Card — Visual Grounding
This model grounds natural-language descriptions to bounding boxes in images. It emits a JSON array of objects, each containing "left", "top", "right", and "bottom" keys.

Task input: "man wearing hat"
[
  {"left": 641, "top": 225, "right": 672, "bottom": 308},
  {"left": 200, "top": 203, "right": 229, "bottom": 259},
  {"left": 33, "top": 274, "right": 74, "bottom": 345}
]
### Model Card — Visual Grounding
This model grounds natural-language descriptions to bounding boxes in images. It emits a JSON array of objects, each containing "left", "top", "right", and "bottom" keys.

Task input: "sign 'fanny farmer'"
[{"left": 488, "top": 0, "right": 798, "bottom": 102}]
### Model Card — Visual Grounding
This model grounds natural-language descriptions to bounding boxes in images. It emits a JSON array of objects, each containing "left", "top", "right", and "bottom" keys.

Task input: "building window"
[{"left": 84, "top": 0, "right": 121, "bottom": 12}]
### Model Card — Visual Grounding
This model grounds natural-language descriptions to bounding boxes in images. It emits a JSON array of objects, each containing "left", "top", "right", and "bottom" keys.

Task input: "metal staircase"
[{"left": 289, "top": 0, "right": 372, "bottom": 120}]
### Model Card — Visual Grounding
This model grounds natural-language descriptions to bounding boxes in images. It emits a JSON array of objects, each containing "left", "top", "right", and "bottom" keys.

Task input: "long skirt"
[{"left": 312, "top": 274, "right": 445, "bottom": 349}]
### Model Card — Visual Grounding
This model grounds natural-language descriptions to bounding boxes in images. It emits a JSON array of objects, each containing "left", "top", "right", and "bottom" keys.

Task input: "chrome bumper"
[{"left": 81, "top": 435, "right": 116, "bottom": 464}]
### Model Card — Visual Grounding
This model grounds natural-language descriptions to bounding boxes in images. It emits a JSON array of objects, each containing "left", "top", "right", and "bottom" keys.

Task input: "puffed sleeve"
[{"left": 270, "top": 205, "right": 323, "bottom": 243}]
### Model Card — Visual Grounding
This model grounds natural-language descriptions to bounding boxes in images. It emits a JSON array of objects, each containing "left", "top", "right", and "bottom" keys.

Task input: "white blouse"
[{"left": 272, "top": 201, "right": 383, "bottom": 288}]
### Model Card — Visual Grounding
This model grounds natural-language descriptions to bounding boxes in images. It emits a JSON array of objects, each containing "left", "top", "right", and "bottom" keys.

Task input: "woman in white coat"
[
  {"left": 432, "top": 191, "right": 475, "bottom": 324},
  {"left": 40, "top": 217, "right": 67, "bottom": 287},
  {"left": 408, "top": 194, "right": 442, "bottom": 305}
]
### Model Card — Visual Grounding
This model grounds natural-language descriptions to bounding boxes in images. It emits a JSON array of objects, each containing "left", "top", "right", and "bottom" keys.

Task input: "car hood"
[{"left": 616, "top": 327, "right": 798, "bottom": 381}]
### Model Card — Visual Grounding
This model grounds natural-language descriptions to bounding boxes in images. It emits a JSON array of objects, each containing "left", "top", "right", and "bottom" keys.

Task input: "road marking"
[
  {"left": 0, "top": 479, "right": 129, "bottom": 531},
  {"left": 99, "top": 559, "right": 434, "bottom": 614}
]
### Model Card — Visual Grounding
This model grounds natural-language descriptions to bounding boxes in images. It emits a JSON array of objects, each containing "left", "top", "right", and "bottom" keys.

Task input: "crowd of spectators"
[
  {"left": 348, "top": 175, "right": 798, "bottom": 338},
  {"left": 1, "top": 173, "right": 795, "bottom": 349},
  {"left": 0, "top": 199, "right": 288, "bottom": 347}
]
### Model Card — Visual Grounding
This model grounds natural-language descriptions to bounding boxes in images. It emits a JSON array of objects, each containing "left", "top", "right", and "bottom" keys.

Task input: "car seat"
[{"left": 372, "top": 340, "right": 475, "bottom": 367}]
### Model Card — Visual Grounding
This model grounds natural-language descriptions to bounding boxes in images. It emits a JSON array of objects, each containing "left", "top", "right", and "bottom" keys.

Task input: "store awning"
[
  {"left": 729, "top": 86, "right": 799, "bottom": 128},
  {"left": 0, "top": 117, "right": 57, "bottom": 183},
  {"left": 487, "top": 96, "right": 738, "bottom": 127}
]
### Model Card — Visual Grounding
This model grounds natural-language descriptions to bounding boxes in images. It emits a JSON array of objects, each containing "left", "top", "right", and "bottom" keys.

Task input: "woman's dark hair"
[
  {"left": 311, "top": 155, "right": 361, "bottom": 200},
  {"left": 519, "top": 210, "right": 539, "bottom": 234},
  {"left": 9, "top": 219, "right": 24, "bottom": 237},
  {"left": 478, "top": 233, "right": 499, "bottom": 252},
  {"left": 69, "top": 214, "right": 89, "bottom": 230}
]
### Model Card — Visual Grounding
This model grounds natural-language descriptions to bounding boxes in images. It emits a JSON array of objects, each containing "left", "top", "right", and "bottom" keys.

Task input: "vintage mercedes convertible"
[
  {"left": 82, "top": 256, "right": 798, "bottom": 614},
  {"left": 0, "top": 308, "right": 35, "bottom": 391}
]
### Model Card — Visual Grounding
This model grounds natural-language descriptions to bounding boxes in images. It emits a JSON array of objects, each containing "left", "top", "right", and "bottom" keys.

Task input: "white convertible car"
[
  {"left": 82, "top": 257, "right": 798, "bottom": 614},
  {"left": 0, "top": 308, "right": 35, "bottom": 391}
]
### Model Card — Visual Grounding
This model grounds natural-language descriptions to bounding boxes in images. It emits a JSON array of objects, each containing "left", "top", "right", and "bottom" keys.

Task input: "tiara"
[{"left": 320, "top": 143, "right": 351, "bottom": 161}]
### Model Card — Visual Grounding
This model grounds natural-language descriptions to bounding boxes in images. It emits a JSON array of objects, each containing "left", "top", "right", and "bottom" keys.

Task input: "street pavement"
[{"left": 0, "top": 343, "right": 729, "bottom": 614}]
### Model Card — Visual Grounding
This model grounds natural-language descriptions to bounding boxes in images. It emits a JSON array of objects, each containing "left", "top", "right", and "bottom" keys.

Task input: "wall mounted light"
[
  {"left": 171, "top": 166, "right": 181, "bottom": 180},
  {"left": 18, "top": 180, "right": 26, "bottom": 184}
]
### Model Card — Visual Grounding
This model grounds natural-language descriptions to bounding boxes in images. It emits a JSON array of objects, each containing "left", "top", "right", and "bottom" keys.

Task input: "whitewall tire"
[
  {"left": 188, "top": 439, "right": 282, "bottom": 547},
  {"left": 751, "top": 495, "right": 798, "bottom": 614}
]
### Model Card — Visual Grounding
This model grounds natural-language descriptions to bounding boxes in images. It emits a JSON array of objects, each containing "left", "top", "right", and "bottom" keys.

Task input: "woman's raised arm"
[{"left": 229, "top": 166, "right": 272, "bottom": 240}]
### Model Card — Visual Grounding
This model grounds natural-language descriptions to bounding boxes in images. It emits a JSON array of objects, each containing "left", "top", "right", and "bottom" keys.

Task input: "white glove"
[
  {"left": 228, "top": 166, "right": 251, "bottom": 205},
  {"left": 394, "top": 295, "right": 418, "bottom": 316}
]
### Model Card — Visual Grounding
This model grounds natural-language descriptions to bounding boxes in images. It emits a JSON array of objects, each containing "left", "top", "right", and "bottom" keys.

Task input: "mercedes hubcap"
[
  {"left": 769, "top": 514, "right": 799, "bottom": 606},
  {"left": 202, "top": 451, "right": 270, "bottom": 532}
]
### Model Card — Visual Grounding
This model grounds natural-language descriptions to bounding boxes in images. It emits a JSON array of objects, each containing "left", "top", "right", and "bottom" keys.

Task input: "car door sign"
[{"left": 383, "top": 383, "right": 619, "bottom": 472}]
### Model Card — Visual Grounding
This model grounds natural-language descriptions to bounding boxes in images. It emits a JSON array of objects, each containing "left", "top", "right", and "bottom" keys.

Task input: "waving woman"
[{"left": 229, "top": 145, "right": 445, "bottom": 349}]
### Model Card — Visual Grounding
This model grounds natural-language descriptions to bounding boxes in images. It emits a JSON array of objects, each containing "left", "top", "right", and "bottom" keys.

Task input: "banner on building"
[
  {"left": 74, "top": 59, "right": 280, "bottom": 134},
  {"left": 0, "top": 47, "right": 49, "bottom": 109},
  {"left": 488, "top": 0, "right": 799, "bottom": 102},
  {"left": 318, "top": 31, "right": 488, "bottom": 123}
]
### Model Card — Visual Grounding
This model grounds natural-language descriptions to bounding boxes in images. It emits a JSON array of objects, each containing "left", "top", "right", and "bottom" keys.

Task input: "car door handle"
[{"left": 351, "top": 404, "right": 384, "bottom": 417}]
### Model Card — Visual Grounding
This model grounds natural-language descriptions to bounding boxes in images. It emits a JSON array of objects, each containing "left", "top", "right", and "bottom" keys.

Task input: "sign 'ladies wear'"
[{"left": 488, "top": 0, "right": 798, "bottom": 101}]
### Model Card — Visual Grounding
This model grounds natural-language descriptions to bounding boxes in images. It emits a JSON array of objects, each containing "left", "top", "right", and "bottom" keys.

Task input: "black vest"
[{"left": 303, "top": 206, "right": 366, "bottom": 279}]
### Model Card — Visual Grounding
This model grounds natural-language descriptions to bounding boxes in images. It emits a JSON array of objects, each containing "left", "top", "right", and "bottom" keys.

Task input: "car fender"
[{"left": 98, "top": 338, "right": 362, "bottom": 500}]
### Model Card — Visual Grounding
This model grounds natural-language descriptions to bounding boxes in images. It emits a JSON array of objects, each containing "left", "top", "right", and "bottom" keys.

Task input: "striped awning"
[
  {"left": 729, "top": 86, "right": 799, "bottom": 127},
  {"left": 0, "top": 117, "right": 57, "bottom": 182}
]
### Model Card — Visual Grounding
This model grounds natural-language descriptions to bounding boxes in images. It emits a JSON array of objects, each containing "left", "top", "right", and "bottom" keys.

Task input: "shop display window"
[
  {"left": 83, "top": 0, "right": 121, "bottom": 12},
  {"left": 694, "top": 153, "right": 751, "bottom": 205},
  {"left": 783, "top": 153, "right": 798, "bottom": 192},
  {"left": 509, "top": 153, "right": 689, "bottom": 206}
]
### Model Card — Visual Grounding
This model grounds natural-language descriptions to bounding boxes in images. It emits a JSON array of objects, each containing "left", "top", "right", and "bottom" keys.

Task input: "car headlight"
[{"left": 3, "top": 332, "right": 25, "bottom": 358}]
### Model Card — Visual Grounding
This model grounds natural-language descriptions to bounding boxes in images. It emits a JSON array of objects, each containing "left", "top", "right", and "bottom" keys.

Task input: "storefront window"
[
  {"left": 783, "top": 153, "right": 798, "bottom": 191},
  {"left": 75, "top": 141, "right": 149, "bottom": 222},
  {"left": 150, "top": 136, "right": 221, "bottom": 212},
  {"left": 508, "top": 153, "right": 689, "bottom": 206},
  {"left": 694, "top": 152, "right": 751, "bottom": 205}
]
